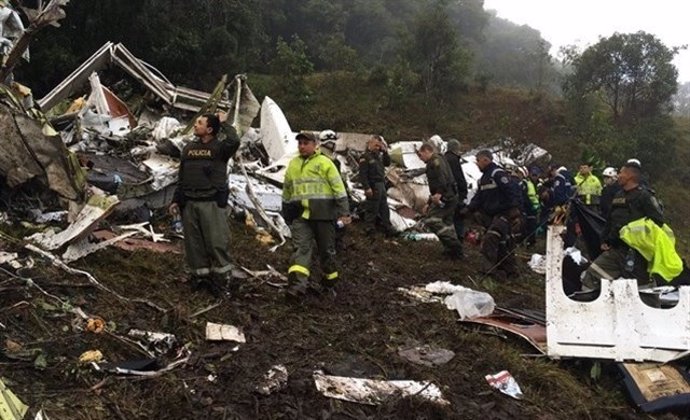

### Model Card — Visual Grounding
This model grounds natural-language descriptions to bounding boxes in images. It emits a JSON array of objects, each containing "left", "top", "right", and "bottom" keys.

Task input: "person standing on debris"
[
  {"left": 417, "top": 143, "right": 463, "bottom": 259},
  {"left": 574, "top": 161, "right": 602, "bottom": 208},
  {"left": 581, "top": 162, "right": 664, "bottom": 292},
  {"left": 359, "top": 135, "right": 395, "bottom": 236},
  {"left": 463, "top": 150, "right": 523, "bottom": 280},
  {"left": 599, "top": 167, "right": 620, "bottom": 216},
  {"left": 282, "top": 132, "right": 351, "bottom": 296},
  {"left": 169, "top": 112, "right": 240, "bottom": 297},
  {"left": 444, "top": 139, "right": 469, "bottom": 243}
]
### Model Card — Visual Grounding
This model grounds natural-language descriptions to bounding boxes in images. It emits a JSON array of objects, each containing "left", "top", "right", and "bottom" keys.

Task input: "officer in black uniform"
[
  {"left": 581, "top": 162, "right": 664, "bottom": 291},
  {"left": 464, "top": 150, "right": 523, "bottom": 280},
  {"left": 444, "top": 138, "right": 468, "bottom": 242},
  {"left": 359, "top": 135, "right": 394, "bottom": 235},
  {"left": 417, "top": 143, "right": 463, "bottom": 258},
  {"left": 169, "top": 112, "right": 240, "bottom": 296}
]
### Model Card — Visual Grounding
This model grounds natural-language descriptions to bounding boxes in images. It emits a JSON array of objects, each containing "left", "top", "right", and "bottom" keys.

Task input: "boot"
[{"left": 286, "top": 272, "right": 309, "bottom": 298}]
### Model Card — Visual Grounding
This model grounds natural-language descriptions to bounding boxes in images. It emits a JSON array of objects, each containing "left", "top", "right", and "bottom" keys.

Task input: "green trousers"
[
  {"left": 182, "top": 201, "right": 233, "bottom": 276},
  {"left": 582, "top": 246, "right": 652, "bottom": 291},
  {"left": 288, "top": 218, "right": 338, "bottom": 283},
  {"left": 425, "top": 197, "right": 462, "bottom": 252}
]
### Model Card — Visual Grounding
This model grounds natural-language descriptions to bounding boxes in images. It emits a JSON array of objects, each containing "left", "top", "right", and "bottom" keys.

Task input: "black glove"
[
  {"left": 216, "top": 188, "right": 229, "bottom": 208},
  {"left": 282, "top": 202, "right": 301, "bottom": 224}
]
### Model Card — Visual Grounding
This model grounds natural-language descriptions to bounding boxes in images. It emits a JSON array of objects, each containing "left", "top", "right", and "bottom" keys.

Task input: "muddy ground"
[{"left": 0, "top": 217, "right": 680, "bottom": 419}]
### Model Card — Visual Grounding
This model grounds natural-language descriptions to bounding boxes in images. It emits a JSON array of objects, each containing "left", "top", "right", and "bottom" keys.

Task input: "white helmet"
[
  {"left": 319, "top": 130, "right": 338, "bottom": 141},
  {"left": 627, "top": 158, "right": 641, "bottom": 167},
  {"left": 602, "top": 167, "right": 617, "bottom": 178}
]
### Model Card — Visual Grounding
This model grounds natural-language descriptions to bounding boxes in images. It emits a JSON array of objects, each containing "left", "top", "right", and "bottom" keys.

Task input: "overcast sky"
[{"left": 483, "top": 0, "right": 690, "bottom": 83}]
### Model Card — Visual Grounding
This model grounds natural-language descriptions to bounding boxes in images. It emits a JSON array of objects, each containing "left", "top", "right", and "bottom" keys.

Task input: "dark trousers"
[
  {"left": 425, "top": 197, "right": 462, "bottom": 253},
  {"left": 364, "top": 182, "right": 392, "bottom": 231},
  {"left": 478, "top": 209, "right": 523, "bottom": 273}
]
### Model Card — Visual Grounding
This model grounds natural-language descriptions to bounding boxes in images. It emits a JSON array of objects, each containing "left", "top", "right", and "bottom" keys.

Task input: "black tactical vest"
[{"left": 179, "top": 138, "right": 228, "bottom": 197}]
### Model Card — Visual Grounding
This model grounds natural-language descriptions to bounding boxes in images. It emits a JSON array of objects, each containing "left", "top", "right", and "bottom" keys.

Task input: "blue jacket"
[{"left": 468, "top": 162, "right": 521, "bottom": 216}]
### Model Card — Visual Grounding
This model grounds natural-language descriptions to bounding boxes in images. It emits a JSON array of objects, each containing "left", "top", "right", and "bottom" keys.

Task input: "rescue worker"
[
  {"left": 581, "top": 162, "right": 664, "bottom": 292},
  {"left": 319, "top": 130, "right": 350, "bottom": 250},
  {"left": 463, "top": 150, "right": 523, "bottom": 280},
  {"left": 282, "top": 132, "right": 351, "bottom": 296},
  {"left": 599, "top": 167, "right": 620, "bottom": 216},
  {"left": 444, "top": 138, "right": 469, "bottom": 243},
  {"left": 359, "top": 134, "right": 394, "bottom": 236},
  {"left": 417, "top": 143, "right": 463, "bottom": 259},
  {"left": 517, "top": 166, "right": 539, "bottom": 246},
  {"left": 169, "top": 112, "right": 240, "bottom": 297},
  {"left": 574, "top": 161, "right": 602, "bottom": 209}
]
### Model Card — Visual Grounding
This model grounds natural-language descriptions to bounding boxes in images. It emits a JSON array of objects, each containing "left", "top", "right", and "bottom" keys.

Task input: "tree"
[
  {"left": 564, "top": 31, "right": 680, "bottom": 122},
  {"left": 271, "top": 35, "right": 314, "bottom": 102},
  {"left": 403, "top": 1, "right": 471, "bottom": 100}
]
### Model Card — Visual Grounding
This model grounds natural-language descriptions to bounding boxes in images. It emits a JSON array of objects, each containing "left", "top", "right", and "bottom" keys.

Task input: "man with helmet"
[
  {"left": 358, "top": 134, "right": 394, "bottom": 236},
  {"left": 600, "top": 167, "right": 620, "bottom": 216},
  {"left": 574, "top": 161, "right": 602, "bottom": 209}
]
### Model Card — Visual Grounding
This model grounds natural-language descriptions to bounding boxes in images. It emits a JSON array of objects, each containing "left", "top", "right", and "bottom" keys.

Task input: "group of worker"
[{"left": 168, "top": 114, "right": 674, "bottom": 299}]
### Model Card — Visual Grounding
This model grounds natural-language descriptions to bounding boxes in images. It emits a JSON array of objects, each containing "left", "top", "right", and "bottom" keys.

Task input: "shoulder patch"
[
  {"left": 500, "top": 176, "right": 509, "bottom": 184},
  {"left": 433, "top": 160, "right": 440, "bottom": 167}
]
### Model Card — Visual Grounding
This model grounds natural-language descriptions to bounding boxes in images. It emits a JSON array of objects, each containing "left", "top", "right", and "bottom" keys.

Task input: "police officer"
[
  {"left": 444, "top": 138, "right": 468, "bottom": 243},
  {"left": 282, "top": 132, "right": 351, "bottom": 297},
  {"left": 464, "top": 150, "right": 523, "bottom": 280},
  {"left": 581, "top": 162, "right": 664, "bottom": 292},
  {"left": 359, "top": 135, "right": 394, "bottom": 236},
  {"left": 169, "top": 112, "right": 240, "bottom": 296},
  {"left": 417, "top": 143, "right": 463, "bottom": 259},
  {"left": 516, "top": 166, "right": 539, "bottom": 247}
]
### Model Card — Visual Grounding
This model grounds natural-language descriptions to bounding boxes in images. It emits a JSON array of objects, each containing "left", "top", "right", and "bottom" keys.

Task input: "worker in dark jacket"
[
  {"left": 599, "top": 166, "right": 621, "bottom": 217},
  {"left": 581, "top": 162, "right": 664, "bottom": 291},
  {"left": 464, "top": 150, "right": 523, "bottom": 280},
  {"left": 417, "top": 143, "right": 463, "bottom": 258},
  {"left": 359, "top": 135, "right": 394, "bottom": 235},
  {"left": 169, "top": 112, "right": 240, "bottom": 297},
  {"left": 444, "top": 138, "right": 468, "bottom": 242}
]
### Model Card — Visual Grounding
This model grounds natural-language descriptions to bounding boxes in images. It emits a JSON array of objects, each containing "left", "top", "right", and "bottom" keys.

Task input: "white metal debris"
[
  {"left": 255, "top": 365, "right": 289, "bottom": 395},
  {"left": 128, "top": 329, "right": 177, "bottom": 356},
  {"left": 313, "top": 371, "right": 449, "bottom": 406},
  {"left": 546, "top": 225, "right": 690, "bottom": 363},
  {"left": 485, "top": 370, "right": 524, "bottom": 400},
  {"left": 260, "top": 96, "right": 297, "bottom": 162},
  {"left": 205, "top": 322, "right": 246, "bottom": 343}
]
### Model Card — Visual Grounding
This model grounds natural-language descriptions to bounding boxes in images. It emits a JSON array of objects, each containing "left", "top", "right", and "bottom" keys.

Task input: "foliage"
[
  {"left": 271, "top": 35, "right": 314, "bottom": 104},
  {"left": 402, "top": 1, "right": 471, "bottom": 101},
  {"left": 564, "top": 31, "right": 680, "bottom": 122}
]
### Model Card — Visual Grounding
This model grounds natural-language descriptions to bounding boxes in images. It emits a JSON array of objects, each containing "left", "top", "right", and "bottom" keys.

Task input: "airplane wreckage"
[{"left": 2, "top": 39, "right": 690, "bottom": 415}]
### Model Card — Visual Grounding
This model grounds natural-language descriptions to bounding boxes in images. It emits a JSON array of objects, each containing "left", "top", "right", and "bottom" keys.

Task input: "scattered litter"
[
  {"left": 128, "top": 329, "right": 177, "bottom": 356},
  {"left": 0, "top": 252, "right": 21, "bottom": 269},
  {"left": 79, "top": 350, "right": 104, "bottom": 364},
  {"left": 207, "top": 374, "right": 217, "bottom": 383},
  {"left": 205, "top": 322, "right": 246, "bottom": 343},
  {"left": 93, "top": 349, "right": 190, "bottom": 377},
  {"left": 397, "top": 286, "right": 442, "bottom": 304},
  {"left": 255, "top": 365, "right": 289, "bottom": 396},
  {"left": 528, "top": 254, "right": 545, "bottom": 275},
  {"left": 313, "top": 371, "right": 449, "bottom": 406},
  {"left": 401, "top": 232, "right": 439, "bottom": 242},
  {"left": 619, "top": 362, "right": 690, "bottom": 413},
  {"left": 485, "top": 370, "right": 523, "bottom": 400},
  {"left": 85, "top": 318, "right": 105, "bottom": 334},
  {"left": 398, "top": 344, "right": 455, "bottom": 367},
  {"left": 0, "top": 378, "right": 28, "bottom": 420},
  {"left": 425, "top": 281, "right": 495, "bottom": 320}
]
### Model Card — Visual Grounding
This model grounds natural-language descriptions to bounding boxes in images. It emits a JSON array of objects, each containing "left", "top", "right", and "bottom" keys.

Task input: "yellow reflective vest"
[
  {"left": 574, "top": 173, "right": 602, "bottom": 205},
  {"left": 619, "top": 218, "right": 683, "bottom": 282},
  {"left": 282, "top": 151, "right": 349, "bottom": 220}
]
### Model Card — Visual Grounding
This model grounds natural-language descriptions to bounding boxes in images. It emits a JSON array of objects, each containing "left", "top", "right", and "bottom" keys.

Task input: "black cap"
[{"left": 295, "top": 132, "right": 317, "bottom": 142}]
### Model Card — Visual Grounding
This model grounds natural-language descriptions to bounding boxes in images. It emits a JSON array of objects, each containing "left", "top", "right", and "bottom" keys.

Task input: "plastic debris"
[
  {"left": 205, "top": 322, "right": 246, "bottom": 343},
  {"left": 398, "top": 344, "right": 455, "bottom": 367},
  {"left": 528, "top": 254, "right": 546, "bottom": 275},
  {"left": 425, "top": 281, "right": 495, "bottom": 320},
  {"left": 79, "top": 350, "right": 103, "bottom": 364},
  {"left": 255, "top": 365, "right": 289, "bottom": 395},
  {"left": 86, "top": 318, "right": 105, "bottom": 334},
  {"left": 401, "top": 232, "right": 439, "bottom": 241},
  {"left": 313, "top": 371, "right": 449, "bottom": 406},
  {"left": 564, "top": 247, "right": 587, "bottom": 265},
  {"left": 0, "top": 378, "right": 28, "bottom": 420},
  {"left": 485, "top": 370, "right": 524, "bottom": 400}
]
